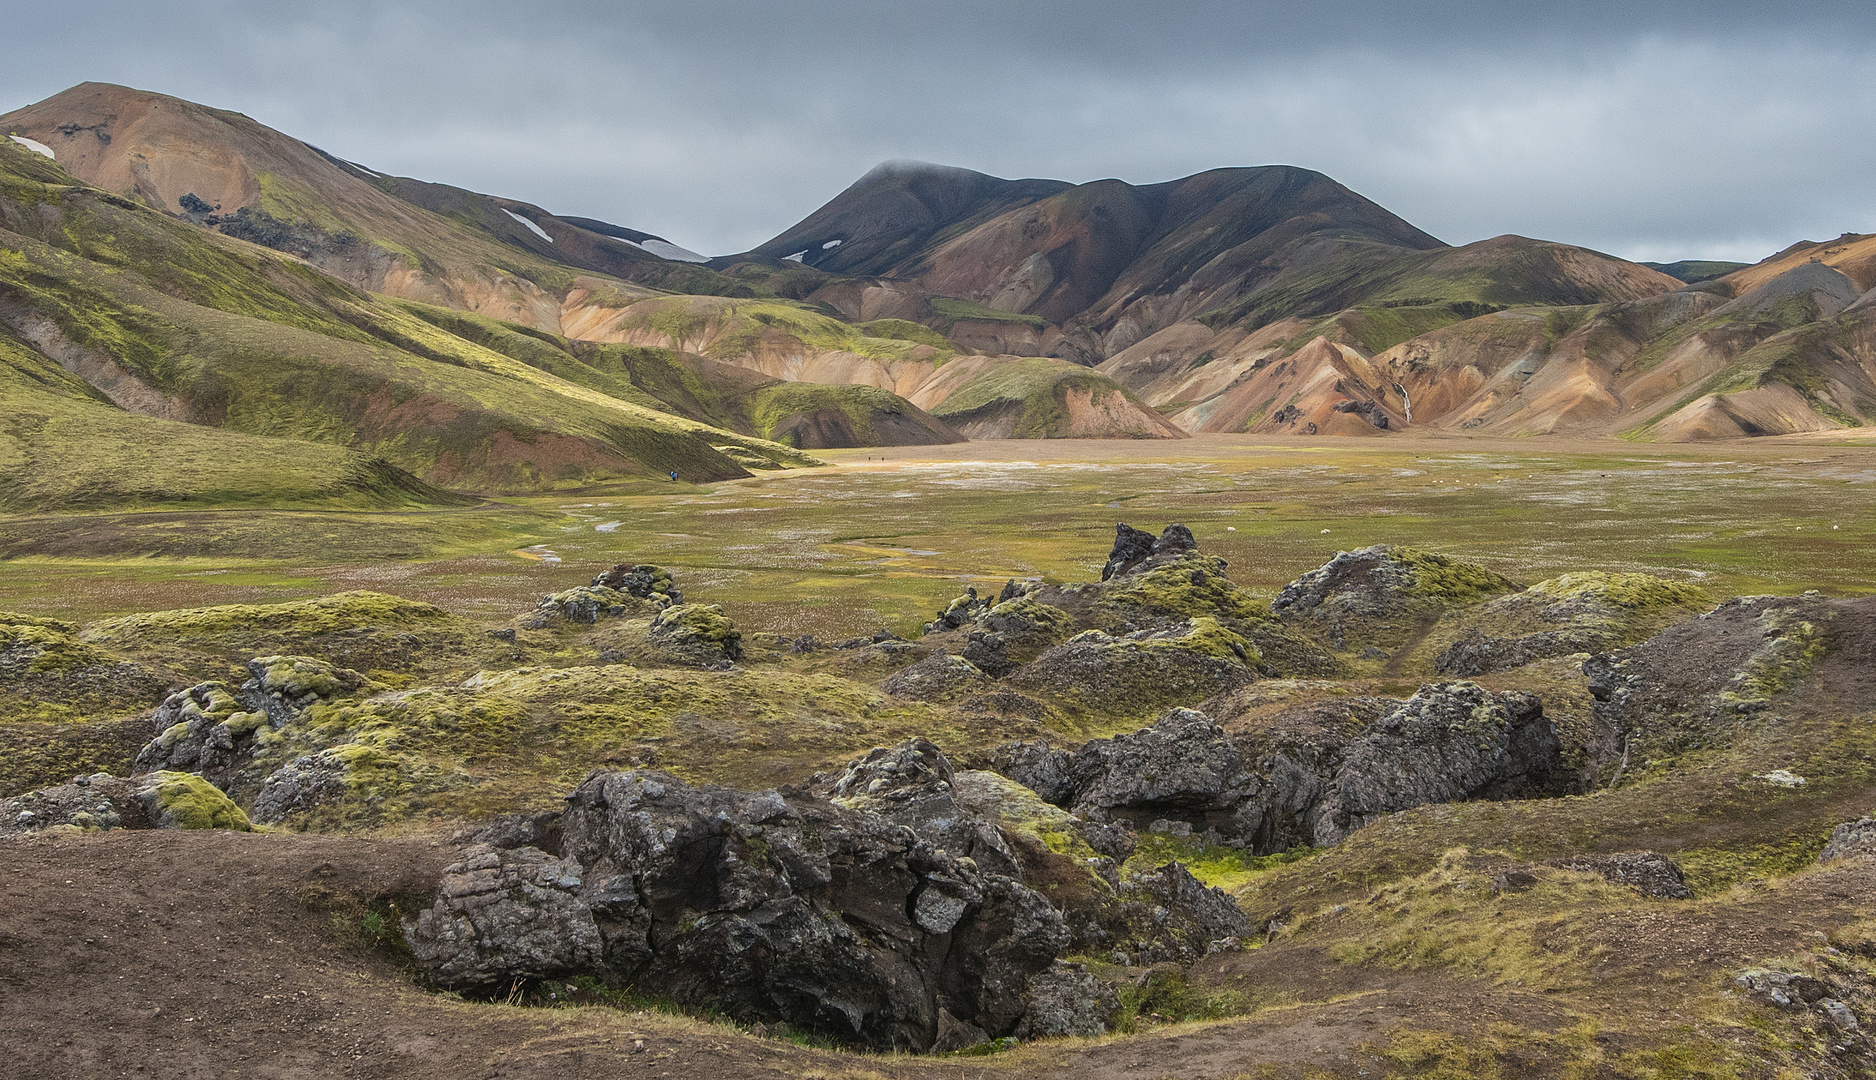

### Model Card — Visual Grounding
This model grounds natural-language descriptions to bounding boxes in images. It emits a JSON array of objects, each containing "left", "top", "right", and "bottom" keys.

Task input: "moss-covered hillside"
[{"left": 0, "top": 138, "right": 819, "bottom": 496}]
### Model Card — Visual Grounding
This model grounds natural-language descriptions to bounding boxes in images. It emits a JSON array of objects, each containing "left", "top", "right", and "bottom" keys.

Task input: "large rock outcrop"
[
  {"left": 405, "top": 765, "right": 1068, "bottom": 1051},
  {"left": 1272, "top": 544, "right": 1517, "bottom": 652},
  {"left": 990, "top": 682, "right": 1564, "bottom": 852}
]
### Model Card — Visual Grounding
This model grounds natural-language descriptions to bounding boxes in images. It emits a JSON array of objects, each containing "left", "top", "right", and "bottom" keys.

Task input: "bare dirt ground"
[{"left": 7, "top": 828, "right": 1872, "bottom": 1079}]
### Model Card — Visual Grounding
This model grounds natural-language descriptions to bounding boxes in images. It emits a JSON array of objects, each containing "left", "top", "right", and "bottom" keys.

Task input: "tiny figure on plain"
[{"left": 669, "top": 470, "right": 679, "bottom": 482}]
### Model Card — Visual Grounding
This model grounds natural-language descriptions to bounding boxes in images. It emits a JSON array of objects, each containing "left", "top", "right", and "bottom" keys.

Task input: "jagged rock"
[
  {"left": 958, "top": 630, "right": 1015, "bottom": 677},
  {"left": 986, "top": 740, "right": 1077, "bottom": 806},
  {"left": 408, "top": 765, "right": 1070, "bottom": 1051},
  {"left": 522, "top": 585, "right": 650, "bottom": 628},
  {"left": 1272, "top": 545, "right": 1517, "bottom": 651},
  {"left": 882, "top": 653, "right": 992, "bottom": 702},
  {"left": 133, "top": 656, "right": 368, "bottom": 790},
  {"left": 931, "top": 1008, "right": 989, "bottom": 1052},
  {"left": 1313, "top": 683, "right": 1559, "bottom": 844},
  {"left": 1821, "top": 817, "right": 1876, "bottom": 863},
  {"left": 990, "top": 686, "right": 1561, "bottom": 855},
  {"left": 829, "top": 739, "right": 1021, "bottom": 878},
  {"left": 404, "top": 845, "right": 605, "bottom": 988},
  {"left": 1018, "top": 961, "right": 1120, "bottom": 1039},
  {"left": 928, "top": 588, "right": 992, "bottom": 632},
  {"left": 591, "top": 564, "right": 683, "bottom": 607},
  {"left": 1546, "top": 851, "right": 1694, "bottom": 899},
  {"left": 646, "top": 603, "right": 743, "bottom": 665},
  {"left": 0, "top": 770, "right": 250, "bottom": 836},
  {"left": 1068, "top": 709, "right": 1255, "bottom": 833},
  {"left": 1108, "top": 862, "right": 1255, "bottom": 965},
  {"left": 1101, "top": 523, "right": 1159, "bottom": 581},
  {"left": 250, "top": 752, "right": 351, "bottom": 824}
]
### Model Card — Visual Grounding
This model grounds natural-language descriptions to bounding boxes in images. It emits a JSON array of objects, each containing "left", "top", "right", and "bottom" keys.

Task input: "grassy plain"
[{"left": 1, "top": 433, "right": 1872, "bottom": 637}]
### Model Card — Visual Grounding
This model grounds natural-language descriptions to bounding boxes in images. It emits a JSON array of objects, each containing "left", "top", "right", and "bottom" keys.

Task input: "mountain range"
[{"left": 4, "top": 82, "right": 1875, "bottom": 508}]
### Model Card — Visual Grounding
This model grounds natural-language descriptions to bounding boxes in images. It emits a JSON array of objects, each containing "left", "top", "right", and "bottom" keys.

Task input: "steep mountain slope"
[
  {"left": 739, "top": 162, "right": 1679, "bottom": 368},
  {"left": 745, "top": 160, "right": 1073, "bottom": 275},
  {"left": 0, "top": 326, "right": 461, "bottom": 511},
  {"left": 0, "top": 83, "right": 744, "bottom": 335},
  {"left": 0, "top": 137, "right": 816, "bottom": 492}
]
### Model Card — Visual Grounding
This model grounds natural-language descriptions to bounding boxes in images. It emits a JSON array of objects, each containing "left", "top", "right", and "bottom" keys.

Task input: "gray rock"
[
  {"left": 133, "top": 656, "right": 369, "bottom": 792},
  {"left": 404, "top": 845, "right": 604, "bottom": 989},
  {"left": 1314, "top": 683, "right": 1560, "bottom": 844},
  {"left": 1821, "top": 817, "right": 1876, "bottom": 863},
  {"left": 405, "top": 764, "right": 1070, "bottom": 1051},
  {"left": 1019, "top": 961, "right": 1120, "bottom": 1039},
  {"left": 591, "top": 563, "right": 683, "bottom": 606},
  {"left": 1272, "top": 545, "right": 1514, "bottom": 651},
  {"left": 883, "top": 654, "right": 992, "bottom": 702},
  {"left": 1100, "top": 523, "right": 1159, "bottom": 581},
  {"left": 1068, "top": 709, "right": 1256, "bottom": 830},
  {"left": 1546, "top": 851, "right": 1694, "bottom": 899},
  {"left": 1109, "top": 861, "right": 1255, "bottom": 965},
  {"left": 250, "top": 752, "right": 351, "bottom": 824}
]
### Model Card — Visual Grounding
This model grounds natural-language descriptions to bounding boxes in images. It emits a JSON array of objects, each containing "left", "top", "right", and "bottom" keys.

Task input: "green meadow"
[{"left": 3, "top": 434, "right": 1872, "bottom": 635}]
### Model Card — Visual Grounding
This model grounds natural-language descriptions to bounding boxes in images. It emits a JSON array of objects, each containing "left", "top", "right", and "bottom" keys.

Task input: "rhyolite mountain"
[{"left": 6, "top": 80, "right": 1876, "bottom": 457}]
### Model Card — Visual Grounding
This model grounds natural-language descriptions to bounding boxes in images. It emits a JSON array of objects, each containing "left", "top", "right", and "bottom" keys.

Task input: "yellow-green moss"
[
  {"left": 1393, "top": 547, "right": 1520, "bottom": 605},
  {"left": 1525, "top": 571, "right": 1709, "bottom": 611},
  {"left": 1100, "top": 557, "right": 1270, "bottom": 622},
  {"left": 143, "top": 770, "right": 252, "bottom": 830},
  {"left": 82, "top": 591, "right": 453, "bottom": 649}
]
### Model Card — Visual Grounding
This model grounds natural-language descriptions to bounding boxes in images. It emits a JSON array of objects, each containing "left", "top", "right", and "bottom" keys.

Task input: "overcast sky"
[{"left": 5, "top": 1, "right": 1873, "bottom": 261}]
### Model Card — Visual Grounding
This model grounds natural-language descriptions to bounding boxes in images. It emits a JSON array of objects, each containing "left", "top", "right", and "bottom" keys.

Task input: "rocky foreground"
[{"left": 3, "top": 527, "right": 1875, "bottom": 1073}]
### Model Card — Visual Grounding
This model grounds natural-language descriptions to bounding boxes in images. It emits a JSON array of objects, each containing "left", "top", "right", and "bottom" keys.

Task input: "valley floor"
[{"left": 8, "top": 828, "right": 1872, "bottom": 1079}]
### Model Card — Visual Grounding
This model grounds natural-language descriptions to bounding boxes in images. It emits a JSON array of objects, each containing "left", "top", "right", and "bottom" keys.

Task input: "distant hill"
[
  {"left": 730, "top": 161, "right": 1677, "bottom": 365},
  {"left": 1643, "top": 260, "right": 1752, "bottom": 283},
  {"left": 6, "top": 82, "right": 1874, "bottom": 450}
]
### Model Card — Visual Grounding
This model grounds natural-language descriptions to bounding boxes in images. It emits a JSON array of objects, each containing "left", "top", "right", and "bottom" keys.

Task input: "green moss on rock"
[
  {"left": 1393, "top": 547, "right": 1520, "bottom": 605},
  {"left": 140, "top": 770, "right": 252, "bottom": 830}
]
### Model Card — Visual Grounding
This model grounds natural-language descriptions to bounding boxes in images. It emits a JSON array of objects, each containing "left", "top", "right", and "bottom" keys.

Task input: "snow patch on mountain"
[
  {"left": 639, "top": 238, "right": 709, "bottom": 263},
  {"left": 502, "top": 209, "right": 554, "bottom": 243},
  {"left": 8, "top": 135, "right": 54, "bottom": 160}
]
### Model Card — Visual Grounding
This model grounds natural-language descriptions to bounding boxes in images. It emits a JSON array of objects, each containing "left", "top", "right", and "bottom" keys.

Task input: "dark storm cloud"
[{"left": 4, "top": 1, "right": 1873, "bottom": 260}]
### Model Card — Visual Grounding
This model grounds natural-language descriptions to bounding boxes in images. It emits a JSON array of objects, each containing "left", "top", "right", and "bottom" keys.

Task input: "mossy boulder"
[
  {"left": 882, "top": 653, "right": 991, "bottom": 702},
  {"left": 1007, "top": 617, "right": 1259, "bottom": 720},
  {"left": 977, "top": 595, "right": 1072, "bottom": 656},
  {"left": 133, "top": 656, "right": 372, "bottom": 793},
  {"left": 647, "top": 603, "right": 743, "bottom": 666},
  {"left": 0, "top": 769, "right": 249, "bottom": 835},
  {"left": 141, "top": 770, "right": 252, "bottom": 830},
  {"left": 522, "top": 585, "right": 660, "bottom": 628},
  {"left": 1272, "top": 545, "right": 1519, "bottom": 653},
  {"left": 1433, "top": 571, "right": 1711, "bottom": 676}
]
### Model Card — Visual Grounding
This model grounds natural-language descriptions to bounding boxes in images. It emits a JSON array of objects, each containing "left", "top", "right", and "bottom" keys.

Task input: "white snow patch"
[
  {"left": 8, "top": 135, "right": 54, "bottom": 160},
  {"left": 502, "top": 208, "right": 554, "bottom": 243},
  {"left": 639, "top": 238, "right": 710, "bottom": 263},
  {"left": 1757, "top": 769, "right": 1806, "bottom": 787},
  {"left": 821, "top": 239, "right": 843, "bottom": 249},
  {"left": 607, "top": 235, "right": 648, "bottom": 251},
  {"left": 595, "top": 521, "right": 621, "bottom": 533},
  {"left": 347, "top": 160, "right": 384, "bottom": 178},
  {"left": 783, "top": 251, "right": 807, "bottom": 263}
]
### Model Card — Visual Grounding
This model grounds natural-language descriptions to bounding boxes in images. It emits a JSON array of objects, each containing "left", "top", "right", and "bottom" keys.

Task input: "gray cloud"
[{"left": 4, "top": 1, "right": 1872, "bottom": 261}]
